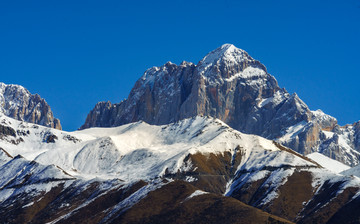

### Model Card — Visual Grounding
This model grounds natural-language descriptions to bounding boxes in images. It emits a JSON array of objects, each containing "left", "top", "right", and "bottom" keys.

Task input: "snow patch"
[
  {"left": 224, "top": 67, "right": 266, "bottom": 82},
  {"left": 258, "top": 90, "right": 287, "bottom": 108},
  {"left": 186, "top": 190, "right": 209, "bottom": 200}
]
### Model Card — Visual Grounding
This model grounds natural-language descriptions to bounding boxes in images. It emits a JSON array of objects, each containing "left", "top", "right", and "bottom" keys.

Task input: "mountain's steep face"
[
  {"left": 80, "top": 101, "right": 120, "bottom": 128},
  {"left": 81, "top": 44, "right": 359, "bottom": 166},
  {"left": 0, "top": 83, "right": 61, "bottom": 130},
  {"left": 81, "top": 61, "right": 197, "bottom": 129}
]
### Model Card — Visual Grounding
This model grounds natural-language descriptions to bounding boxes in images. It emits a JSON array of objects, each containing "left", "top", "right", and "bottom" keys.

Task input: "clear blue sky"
[{"left": 1, "top": 0, "right": 359, "bottom": 131}]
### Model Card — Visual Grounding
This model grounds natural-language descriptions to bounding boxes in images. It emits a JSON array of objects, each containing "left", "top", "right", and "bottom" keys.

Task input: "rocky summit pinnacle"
[
  {"left": 199, "top": 44, "right": 254, "bottom": 66},
  {"left": 81, "top": 44, "right": 360, "bottom": 166},
  {"left": 198, "top": 44, "right": 250, "bottom": 66},
  {"left": 0, "top": 82, "right": 61, "bottom": 130},
  {"left": 197, "top": 44, "right": 266, "bottom": 82}
]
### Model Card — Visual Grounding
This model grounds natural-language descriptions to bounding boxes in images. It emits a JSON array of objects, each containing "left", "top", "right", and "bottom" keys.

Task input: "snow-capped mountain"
[
  {"left": 81, "top": 44, "right": 360, "bottom": 166},
  {"left": 2, "top": 44, "right": 360, "bottom": 223},
  {"left": 1, "top": 112, "right": 360, "bottom": 223},
  {"left": 0, "top": 82, "right": 61, "bottom": 129}
]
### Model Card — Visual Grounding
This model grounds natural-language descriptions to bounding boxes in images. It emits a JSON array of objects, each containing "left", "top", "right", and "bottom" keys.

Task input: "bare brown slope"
[
  {"left": 229, "top": 169, "right": 360, "bottom": 224},
  {"left": 164, "top": 148, "right": 244, "bottom": 194},
  {"left": 0, "top": 180, "right": 147, "bottom": 224},
  {"left": 114, "top": 180, "right": 294, "bottom": 224}
]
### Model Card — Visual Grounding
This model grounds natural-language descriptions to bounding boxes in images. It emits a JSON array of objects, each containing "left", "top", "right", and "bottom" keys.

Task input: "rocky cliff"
[
  {"left": 0, "top": 83, "right": 61, "bottom": 129},
  {"left": 81, "top": 44, "right": 359, "bottom": 166}
]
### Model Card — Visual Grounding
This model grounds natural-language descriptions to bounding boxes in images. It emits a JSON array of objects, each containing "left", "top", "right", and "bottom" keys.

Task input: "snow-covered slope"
[
  {"left": 0, "top": 113, "right": 315, "bottom": 181},
  {"left": 341, "top": 164, "right": 360, "bottom": 178},
  {"left": 0, "top": 155, "right": 75, "bottom": 200},
  {"left": 307, "top": 152, "right": 350, "bottom": 173}
]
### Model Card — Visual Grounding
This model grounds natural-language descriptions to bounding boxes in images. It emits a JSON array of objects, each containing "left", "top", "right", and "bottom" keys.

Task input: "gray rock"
[{"left": 0, "top": 83, "right": 61, "bottom": 130}]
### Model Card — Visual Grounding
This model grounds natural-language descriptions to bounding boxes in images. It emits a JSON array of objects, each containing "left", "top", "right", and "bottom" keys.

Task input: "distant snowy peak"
[{"left": 0, "top": 82, "right": 61, "bottom": 130}]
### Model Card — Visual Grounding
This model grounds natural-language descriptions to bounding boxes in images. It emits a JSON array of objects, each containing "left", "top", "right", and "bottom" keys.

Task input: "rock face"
[
  {"left": 81, "top": 44, "right": 359, "bottom": 166},
  {"left": 0, "top": 83, "right": 61, "bottom": 130}
]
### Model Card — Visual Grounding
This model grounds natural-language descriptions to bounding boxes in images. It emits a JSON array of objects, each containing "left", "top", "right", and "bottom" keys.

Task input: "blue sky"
[{"left": 0, "top": 0, "right": 359, "bottom": 131}]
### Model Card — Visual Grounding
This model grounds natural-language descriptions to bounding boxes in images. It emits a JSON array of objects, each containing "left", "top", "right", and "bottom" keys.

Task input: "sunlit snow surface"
[
  {"left": 307, "top": 152, "right": 350, "bottom": 173},
  {"left": 0, "top": 113, "right": 318, "bottom": 183}
]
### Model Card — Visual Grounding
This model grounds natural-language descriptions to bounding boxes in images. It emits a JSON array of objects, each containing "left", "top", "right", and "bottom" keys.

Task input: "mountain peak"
[
  {"left": 196, "top": 44, "right": 267, "bottom": 83},
  {"left": 215, "top": 43, "right": 238, "bottom": 53},
  {"left": 198, "top": 44, "right": 253, "bottom": 68}
]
